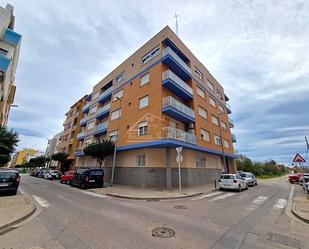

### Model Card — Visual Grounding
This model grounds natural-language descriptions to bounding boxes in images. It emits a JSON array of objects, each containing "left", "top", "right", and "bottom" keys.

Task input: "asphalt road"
[{"left": 0, "top": 175, "right": 308, "bottom": 249}]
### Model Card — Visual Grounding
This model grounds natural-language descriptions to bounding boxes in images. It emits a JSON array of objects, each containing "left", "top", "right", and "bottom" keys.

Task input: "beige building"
[
  {"left": 45, "top": 131, "right": 63, "bottom": 168},
  {"left": 0, "top": 4, "right": 21, "bottom": 126}
]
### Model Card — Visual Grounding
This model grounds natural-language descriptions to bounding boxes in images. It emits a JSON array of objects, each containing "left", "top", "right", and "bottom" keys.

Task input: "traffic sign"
[
  {"left": 293, "top": 153, "right": 306, "bottom": 163},
  {"left": 176, "top": 154, "right": 183, "bottom": 163},
  {"left": 176, "top": 147, "right": 183, "bottom": 154}
]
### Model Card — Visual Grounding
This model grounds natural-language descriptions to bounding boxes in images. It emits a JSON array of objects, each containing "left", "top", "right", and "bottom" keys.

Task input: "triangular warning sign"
[{"left": 293, "top": 153, "right": 306, "bottom": 163}]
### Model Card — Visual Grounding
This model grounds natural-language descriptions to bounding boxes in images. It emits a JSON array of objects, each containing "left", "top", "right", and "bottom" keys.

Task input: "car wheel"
[
  {"left": 219, "top": 187, "right": 224, "bottom": 191},
  {"left": 245, "top": 184, "right": 249, "bottom": 190},
  {"left": 81, "top": 183, "right": 87, "bottom": 190},
  {"left": 238, "top": 185, "right": 242, "bottom": 192},
  {"left": 255, "top": 181, "right": 257, "bottom": 186}
]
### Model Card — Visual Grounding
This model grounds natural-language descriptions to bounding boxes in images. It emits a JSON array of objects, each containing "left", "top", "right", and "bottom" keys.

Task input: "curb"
[
  {"left": 0, "top": 195, "right": 36, "bottom": 234},
  {"left": 291, "top": 202, "right": 309, "bottom": 225},
  {"left": 106, "top": 192, "right": 205, "bottom": 201}
]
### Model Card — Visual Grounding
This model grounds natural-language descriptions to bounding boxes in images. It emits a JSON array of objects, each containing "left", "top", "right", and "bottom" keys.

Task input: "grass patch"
[{"left": 257, "top": 174, "right": 288, "bottom": 179}]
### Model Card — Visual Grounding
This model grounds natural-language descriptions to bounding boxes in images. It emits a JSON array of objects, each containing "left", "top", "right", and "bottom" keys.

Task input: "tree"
[
  {"left": 0, "top": 126, "right": 19, "bottom": 167},
  {"left": 29, "top": 156, "right": 49, "bottom": 168},
  {"left": 83, "top": 140, "right": 115, "bottom": 168},
  {"left": 51, "top": 152, "right": 68, "bottom": 173}
]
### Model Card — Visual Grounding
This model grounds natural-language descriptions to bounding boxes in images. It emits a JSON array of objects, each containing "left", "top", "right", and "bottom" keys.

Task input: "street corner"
[
  {"left": 0, "top": 191, "right": 36, "bottom": 232},
  {"left": 292, "top": 195, "right": 309, "bottom": 224}
]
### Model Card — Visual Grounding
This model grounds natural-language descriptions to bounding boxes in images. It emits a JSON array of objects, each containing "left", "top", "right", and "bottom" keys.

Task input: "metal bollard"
[{"left": 214, "top": 179, "right": 217, "bottom": 189}]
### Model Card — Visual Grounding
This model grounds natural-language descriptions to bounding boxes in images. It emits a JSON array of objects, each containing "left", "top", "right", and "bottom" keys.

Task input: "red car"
[
  {"left": 288, "top": 173, "right": 303, "bottom": 184},
  {"left": 60, "top": 170, "right": 76, "bottom": 184}
]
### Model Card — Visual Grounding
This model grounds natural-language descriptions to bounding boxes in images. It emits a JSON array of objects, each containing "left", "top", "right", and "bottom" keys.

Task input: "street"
[{"left": 0, "top": 176, "right": 308, "bottom": 249}]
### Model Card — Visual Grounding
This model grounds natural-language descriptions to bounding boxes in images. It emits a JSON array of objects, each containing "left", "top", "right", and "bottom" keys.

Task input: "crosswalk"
[{"left": 191, "top": 192, "right": 288, "bottom": 211}]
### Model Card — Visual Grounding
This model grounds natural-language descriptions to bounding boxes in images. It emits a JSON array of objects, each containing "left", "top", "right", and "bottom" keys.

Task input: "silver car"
[{"left": 239, "top": 172, "right": 257, "bottom": 187}]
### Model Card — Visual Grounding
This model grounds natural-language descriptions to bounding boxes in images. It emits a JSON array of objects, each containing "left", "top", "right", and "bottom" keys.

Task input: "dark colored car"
[
  {"left": 70, "top": 168, "right": 104, "bottom": 189},
  {"left": 0, "top": 169, "right": 20, "bottom": 195},
  {"left": 60, "top": 170, "right": 76, "bottom": 184}
]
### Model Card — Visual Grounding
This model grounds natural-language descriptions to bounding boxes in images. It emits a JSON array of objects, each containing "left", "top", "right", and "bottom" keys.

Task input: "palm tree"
[{"left": 83, "top": 140, "right": 114, "bottom": 168}]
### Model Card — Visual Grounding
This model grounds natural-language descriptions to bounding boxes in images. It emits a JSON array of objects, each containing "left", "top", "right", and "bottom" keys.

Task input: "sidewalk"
[
  {"left": 91, "top": 183, "right": 217, "bottom": 200},
  {"left": 292, "top": 193, "right": 309, "bottom": 224},
  {"left": 0, "top": 193, "right": 36, "bottom": 231}
]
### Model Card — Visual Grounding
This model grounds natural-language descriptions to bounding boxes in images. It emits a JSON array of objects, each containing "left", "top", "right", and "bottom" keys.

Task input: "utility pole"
[{"left": 175, "top": 13, "right": 179, "bottom": 36}]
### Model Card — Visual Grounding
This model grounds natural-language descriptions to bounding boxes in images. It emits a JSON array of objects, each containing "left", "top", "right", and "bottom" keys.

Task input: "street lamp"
[
  {"left": 110, "top": 96, "right": 122, "bottom": 187},
  {"left": 218, "top": 111, "right": 228, "bottom": 173}
]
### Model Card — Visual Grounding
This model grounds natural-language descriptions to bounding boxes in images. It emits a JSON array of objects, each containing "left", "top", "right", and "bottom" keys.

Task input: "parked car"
[
  {"left": 43, "top": 170, "right": 53, "bottom": 180},
  {"left": 300, "top": 176, "right": 309, "bottom": 191},
  {"left": 0, "top": 169, "right": 20, "bottom": 195},
  {"left": 37, "top": 169, "right": 47, "bottom": 178},
  {"left": 238, "top": 172, "right": 257, "bottom": 186},
  {"left": 70, "top": 168, "right": 104, "bottom": 189},
  {"left": 299, "top": 173, "right": 309, "bottom": 187},
  {"left": 288, "top": 173, "right": 302, "bottom": 184},
  {"left": 219, "top": 174, "right": 248, "bottom": 192},
  {"left": 50, "top": 170, "right": 60, "bottom": 179},
  {"left": 60, "top": 170, "right": 76, "bottom": 184}
]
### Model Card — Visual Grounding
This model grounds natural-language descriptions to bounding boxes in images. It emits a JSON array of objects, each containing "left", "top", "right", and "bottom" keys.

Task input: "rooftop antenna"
[{"left": 175, "top": 13, "right": 179, "bottom": 36}]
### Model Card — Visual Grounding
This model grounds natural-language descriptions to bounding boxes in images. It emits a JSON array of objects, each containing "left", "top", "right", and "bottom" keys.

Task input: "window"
[
  {"left": 219, "top": 105, "right": 224, "bottom": 113},
  {"left": 217, "top": 90, "right": 223, "bottom": 99},
  {"left": 221, "top": 121, "right": 227, "bottom": 130},
  {"left": 200, "top": 129, "right": 210, "bottom": 142},
  {"left": 87, "top": 120, "right": 96, "bottom": 130},
  {"left": 141, "top": 46, "right": 160, "bottom": 65},
  {"left": 224, "top": 139, "right": 230, "bottom": 148},
  {"left": 196, "top": 156, "right": 206, "bottom": 168},
  {"left": 197, "top": 87, "right": 205, "bottom": 99},
  {"left": 89, "top": 105, "right": 97, "bottom": 114},
  {"left": 195, "top": 68, "right": 203, "bottom": 80},
  {"left": 84, "top": 137, "right": 93, "bottom": 147},
  {"left": 109, "top": 130, "right": 119, "bottom": 142},
  {"left": 138, "top": 121, "right": 148, "bottom": 136},
  {"left": 116, "top": 72, "right": 125, "bottom": 83},
  {"left": 140, "top": 73, "right": 149, "bottom": 86},
  {"left": 198, "top": 106, "right": 207, "bottom": 119},
  {"left": 113, "top": 89, "right": 123, "bottom": 101},
  {"left": 139, "top": 95, "right": 149, "bottom": 109},
  {"left": 0, "top": 48, "right": 8, "bottom": 56},
  {"left": 210, "top": 97, "right": 216, "bottom": 108},
  {"left": 207, "top": 80, "right": 214, "bottom": 91},
  {"left": 137, "top": 154, "right": 146, "bottom": 167},
  {"left": 92, "top": 91, "right": 100, "bottom": 100},
  {"left": 214, "top": 135, "right": 222, "bottom": 145},
  {"left": 211, "top": 115, "right": 219, "bottom": 126},
  {"left": 111, "top": 109, "right": 121, "bottom": 120}
]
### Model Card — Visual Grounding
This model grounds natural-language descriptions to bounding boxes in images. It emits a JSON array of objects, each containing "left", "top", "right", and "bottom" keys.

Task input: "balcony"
[
  {"left": 162, "top": 70, "right": 193, "bottom": 101},
  {"left": 74, "top": 150, "right": 85, "bottom": 156},
  {"left": 96, "top": 103, "right": 111, "bottom": 119},
  {"left": 226, "top": 103, "right": 232, "bottom": 114},
  {"left": 162, "top": 47, "right": 192, "bottom": 81},
  {"left": 77, "top": 131, "right": 86, "bottom": 141},
  {"left": 93, "top": 121, "right": 108, "bottom": 136},
  {"left": 2, "top": 28, "right": 22, "bottom": 47},
  {"left": 98, "top": 87, "right": 112, "bottom": 103},
  {"left": 0, "top": 55, "right": 10, "bottom": 73},
  {"left": 232, "top": 133, "right": 237, "bottom": 143},
  {"left": 82, "top": 102, "right": 91, "bottom": 114},
  {"left": 80, "top": 116, "right": 88, "bottom": 127},
  {"left": 229, "top": 118, "right": 234, "bottom": 128},
  {"left": 162, "top": 96, "right": 195, "bottom": 123},
  {"left": 225, "top": 94, "right": 230, "bottom": 102},
  {"left": 163, "top": 127, "right": 197, "bottom": 144}
]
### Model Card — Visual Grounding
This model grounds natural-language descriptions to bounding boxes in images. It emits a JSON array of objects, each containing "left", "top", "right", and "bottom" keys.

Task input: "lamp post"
[
  {"left": 218, "top": 111, "right": 228, "bottom": 173},
  {"left": 110, "top": 96, "right": 122, "bottom": 187}
]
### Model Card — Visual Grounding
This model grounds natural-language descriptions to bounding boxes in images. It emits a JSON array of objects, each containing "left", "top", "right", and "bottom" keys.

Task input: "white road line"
[
  {"left": 274, "top": 198, "right": 287, "bottom": 209},
  {"left": 209, "top": 193, "right": 235, "bottom": 202},
  {"left": 246, "top": 196, "right": 269, "bottom": 210},
  {"left": 191, "top": 191, "right": 223, "bottom": 201},
  {"left": 82, "top": 190, "right": 106, "bottom": 198},
  {"left": 32, "top": 196, "right": 50, "bottom": 208}
]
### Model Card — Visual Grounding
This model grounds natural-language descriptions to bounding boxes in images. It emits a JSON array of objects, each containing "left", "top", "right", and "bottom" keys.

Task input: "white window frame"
[
  {"left": 113, "top": 89, "right": 123, "bottom": 101},
  {"left": 214, "top": 135, "right": 222, "bottom": 146},
  {"left": 196, "top": 156, "right": 206, "bottom": 168},
  {"left": 138, "top": 121, "right": 148, "bottom": 136},
  {"left": 219, "top": 105, "right": 224, "bottom": 113},
  {"left": 209, "top": 97, "right": 216, "bottom": 108},
  {"left": 221, "top": 121, "right": 227, "bottom": 130},
  {"left": 197, "top": 87, "right": 205, "bottom": 99},
  {"left": 207, "top": 80, "right": 214, "bottom": 91},
  {"left": 141, "top": 46, "right": 160, "bottom": 65},
  {"left": 109, "top": 130, "right": 119, "bottom": 142},
  {"left": 195, "top": 68, "right": 203, "bottom": 80},
  {"left": 87, "top": 119, "right": 96, "bottom": 130},
  {"left": 224, "top": 139, "right": 230, "bottom": 148},
  {"left": 211, "top": 115, "right": 219, "bottom": 126},
  {"left": 140, "top": 73, "right": 149, "bottom": 86},
  {"left": 137, "top": 154, "right": 146, "bottom": 167},
  {"left": 92, "top": 91, "right": 100, "bottom": 100},
  {"left": 111, "top": 109, "right": 121, "bottom": 121},
  {"left": 198, "top": 106, "right": 207, "bottom": 119},
  {"left": 200, "top": 129, "right": 210, "bottom": 142},
  {"left": 139, "top": 95, "right": 149, "bottom": 109},
  {"left": 89, "top": 104, "right": 97, "bottom": 115},
  {"left": 116, "top": 72, "right": 125, "bottom": 83}
]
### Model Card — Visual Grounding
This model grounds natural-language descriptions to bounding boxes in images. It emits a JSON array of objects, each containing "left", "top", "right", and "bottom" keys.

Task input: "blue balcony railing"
[
  {"left": 98, "top": 87, "right": 112, "bottom": 103},
  {"left": 96, "top": 103, "right": 111, "bottom": 119},
  {"left": 74, "top": 150, "right": 85, "bottom": 156},
  {"left": 162, "top": 96, "right": 195, "bottom": 123},
  {"left": 80, "top": 116, "right": 88, "bottom": 127},
  {"left": 162, "top": 47, "right": 192, "bottom": 81},
  {"left": 162, "top": 70, "right": 193, "bottom": 100},
  {"left": 226, "top": 103, "right": 232, "bottom": 114},
  {"left": 82, "top": 102, "right": 91, "bottom": 114},
  {"left": 93, "top": 121, "right": 108, "bottom": 136},
  {"left": 0, "top": 55, "right": 10, "bottom": 73}
]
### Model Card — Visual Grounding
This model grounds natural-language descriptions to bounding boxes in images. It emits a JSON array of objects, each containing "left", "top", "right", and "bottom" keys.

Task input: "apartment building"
[
  {"left": 0, "top": 4, "right": 21, "bottom": 126},
  {"left": 75, "top": 26, "right": 237, "bottom": 188},
  {"left": 58, "top": 96, "right": 86, "bottom": 170},
  {"left": 12, "top": 148, "right": 39, "bottom": 167},
  {"left": 45, "top": 131, "right": 63, "bottom": 168}
]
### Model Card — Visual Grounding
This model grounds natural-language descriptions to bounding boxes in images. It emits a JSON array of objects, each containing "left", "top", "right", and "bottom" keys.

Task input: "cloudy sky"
[{"left": 3, "top": 0, "right": 309, "bottom": 165}]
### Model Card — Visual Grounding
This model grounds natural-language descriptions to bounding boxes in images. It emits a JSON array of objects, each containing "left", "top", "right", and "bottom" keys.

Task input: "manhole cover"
[
  {"left": 267, "top": 233, "right": 301, "bottom": 249},
  {"left": 173, "top": 205, "right": 188, "bottom": 210},
  {"left": 152, "top": 227, "right": 175, "bottom": 238}
]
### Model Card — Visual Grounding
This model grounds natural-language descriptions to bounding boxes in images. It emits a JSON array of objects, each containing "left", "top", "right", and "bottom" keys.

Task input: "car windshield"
[
  {"left": 239, "top": 173, "right": 246, "bottom": 177},
  {"left": 0, "top": 172, "right": 18, "bottom": 178},
  {"left": 221, "top": 175, "right": 234, "bottom": 179},
  {"left": 304, "top": 177, "right": 309, "bottom": 183}
]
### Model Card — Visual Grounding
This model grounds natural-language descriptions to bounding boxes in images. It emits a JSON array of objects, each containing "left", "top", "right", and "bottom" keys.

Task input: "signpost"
[
  {"left": 293, "top": 153, "right": 306, "bottom": 173},
  {"left": 176, "top": 147, "right": 183, "bottom": 193}
]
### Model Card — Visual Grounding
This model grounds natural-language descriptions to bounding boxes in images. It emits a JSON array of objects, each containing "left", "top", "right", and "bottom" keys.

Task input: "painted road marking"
[
  {"left": 274, "top": 198, "right": 287, "bottom": 209},
  {"left": 209, "top": 193, "right": 235, "bottom": 202},
  {"left": 246, "top": 196, "right": 269, "bottom": 210},
  {"left": 32, "top": 196, "right": 50, "bottom": 208},
  {"left": 82, "top": 190, "right": 106, "bottom": 198},
  {"left": 191, "top": 191, "right": 223, "bottom": 201}
]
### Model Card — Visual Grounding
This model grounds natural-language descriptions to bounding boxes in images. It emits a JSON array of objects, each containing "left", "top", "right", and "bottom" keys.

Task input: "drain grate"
[
  {"left": 173, "top": 205, "right": 188, "bottom": 210},
  {"left": 152, "top": 227, "right": 175, "bottom": 238},
  {"left": 267, "top": 233, "right": 301, "bottom": 249}
]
